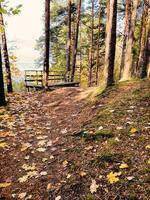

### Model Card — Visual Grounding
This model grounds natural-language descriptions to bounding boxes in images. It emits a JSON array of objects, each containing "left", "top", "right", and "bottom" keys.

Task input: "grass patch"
[
  {"left": 95, "top": 130, "right": 113, "bottom": 138},
  {"left": 94, "top": 151, "right": 123, "bottom": 167}
]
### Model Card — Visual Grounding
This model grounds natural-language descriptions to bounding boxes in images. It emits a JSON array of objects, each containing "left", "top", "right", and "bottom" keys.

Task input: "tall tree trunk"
[
  {"left": 104, "top": 0, "right": 117, "bottom": 87},
  {"left": 0, "top": 48, "right": 6, "bottom": 106},
  {"left": 0, "top": 5, "right": 13, "bottom": 93},
  {"left": 66, "top": 0, "right": 72, "bottom": 81},
  {"left": 137, "top": 4, "right": 149, "bottom": 78},
  {"left": 145, "top": 28, "right": 150, "bottom": 78},
  {"left": 88, "top": 0, "right": 94, "bottom": 87},
  {"left": 95, "top": 0, "right": 101, "bottom": 86},
  {"left": 119, "top": 0, "right": 131, "bottom": 79},
  {"left": 44, "top": 0, "right": 50, "bottom": 87},
  {"left": 71, "top": 0, "right": 82, "bottom": 82},
  {"left": 120, "top": 0, "right": 139, "bottom": 81}
]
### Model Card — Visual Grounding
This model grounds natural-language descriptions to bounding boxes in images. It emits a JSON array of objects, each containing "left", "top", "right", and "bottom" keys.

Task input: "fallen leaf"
[
  {"left": 42, "top": 158, "right": 48, "bottom": 162},
  {"left": 67, "top": 174, "right": 71, "bottom": 179},
  {"left": 47, "top": 183, "right": 53, "bottom": 192},
  {"left": 27, "top": 171, "right": 38, "bottom": 178},
  {"left": 21, "top": 163, "right": 36, "bottom": 171},
  {"left": 145, "top": 145, "right": 150, "bottom": 149},
  {"left": 127, "top": 176, "right": 135, "bottom": 181},
  {"left": 147, "top": 158, "right": 150, "bottom": 164},
  {"left": 37, "top": 135, "right": 48, "bottom": 140},
  {"left": 119, "top": 163, "right": 129, "bottom": 169},
  {"left": 79, "top": 171, "right": 87, "bottom": 177},
  {"left": 63, "top": 160, "right": 68, "bottom": 167},
  {"left": 18, "top": 175, "right": 28, "bottom": 183},
  {"left": 7, "top": 122, "right": 14, "bottom": 129},
  {"left": 0, "top": 131, "right": 16, "bottom": 138},
  {"left": 40, "top": 171, "right": 47, "bottom": 176},
  {"left": 21, "top": 143, "right": 32, "bottom": 152},
  {"left": 18, "top": 192, "right": 27, "bottom": 199},
  {"left": 107, "top": 172, "right": 120, "bottom": 184},
  {"left": 116, "top": 126, "right": 123, "bottom": 130},
  {"left": 90, "top": 179, "right": 99, "bottom": 194},
  {"left": 55, "top": 196, "right": 61, "bottom": 200},
  {"left": 50, "top": 155, "right": 54, "bottom": 159},
  {"left": 98, "top": 126, "right": 103, "bottom": 130},
  {"left": 37, "top": 140, "right": 47, "bottom": 146},
  {"left": 0, "top": 142, "right": 9, "bottom": 148},
  {"left": 130, "top": 128, "right": 138, "bottom": 134},
  {"left": 24, "top": 155, "right": 30, "bottom": 160},
  {"left": 61, "top": 128, "right": 67, "bottom": 134},
  {"left": 85, "top": 146, "right": 93, "bottom": 151},
  {"left": 0, "top": 182, "right": 11, "bottom": 188},
  {"left": 25, "top": 195, "right": 32, "bottom": 200},
  {"left": 47, "top": 140, "right": 52, "bottom": 147},
  {"left": 36, "top": 147, "right": 46, "bottom": 152}
]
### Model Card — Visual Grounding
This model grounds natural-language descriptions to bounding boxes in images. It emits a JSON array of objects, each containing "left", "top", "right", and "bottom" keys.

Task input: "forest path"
[{"left": 0, "top": 80, "right": 150, "bottom": 200}]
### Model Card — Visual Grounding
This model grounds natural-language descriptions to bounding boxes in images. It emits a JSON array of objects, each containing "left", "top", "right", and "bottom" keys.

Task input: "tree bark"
[
  {"left": 95, "top": 0, "right": 101, "bottom": 86},
  {"left": 88, "top": 0, "right": 94, "bottom": 87},
  {"left": 0, "top": 5, "right": 13, "bottom": 93},
  {"left": 104, "top": 0, "right": 117, "bottom": 87},
  {"left": 66, "top": 0, "right": 72, "bottom": 81},
  {"left": 71, "top": 0, "right": 82, "bottom": 82},
  {"left": 120, "top": 0, "right": 139, "bottom": 81},
  {"left": 137, "top": 4, "right": 149, "bottom": 78},
  {"left": 119, "top": 0, "right": 131, "bottom": 79},
  {"left": 0, "top": 47, "right": 6, "bottom": 106},
  {"left": 44, "top": 0, "right": 50, "bottom": 87}
]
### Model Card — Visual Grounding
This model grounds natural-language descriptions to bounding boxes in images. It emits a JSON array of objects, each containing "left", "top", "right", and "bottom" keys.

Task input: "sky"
[{"left": 4, "top": 0, "right": 44, "bottom": 70}]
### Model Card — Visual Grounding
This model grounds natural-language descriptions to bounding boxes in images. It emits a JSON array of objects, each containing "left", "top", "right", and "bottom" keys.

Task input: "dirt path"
[
  {"left": 0, "top": 81, "right": 150, "bottom": 200},
  {"left": 0, "top": 88, "right": 95, "bottom": 200}
]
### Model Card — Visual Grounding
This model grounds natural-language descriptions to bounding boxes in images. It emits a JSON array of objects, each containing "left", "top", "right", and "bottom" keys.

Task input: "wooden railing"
[{"left": 24, "top": 70, "right": 80, "bottom": 90}]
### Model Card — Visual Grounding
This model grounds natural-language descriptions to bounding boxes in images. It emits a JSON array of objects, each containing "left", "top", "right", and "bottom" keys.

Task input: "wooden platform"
[{"left": 24, "top": 70, "right": 80, "bottom": 91}]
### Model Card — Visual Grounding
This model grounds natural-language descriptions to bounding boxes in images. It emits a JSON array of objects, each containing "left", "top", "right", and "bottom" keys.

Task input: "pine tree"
[
  {"left": 44, "top": 0, "right": 50, "bottom": 87},
  {"left": 0, "top": 3, "right": 13, "bottom": 93},
  {"left": 137, "top": 3, "right": 149, "bottom": 78},
  {"left": 71, "top": 0, "right": 82, "bottom": 82},
  {"left": 120, "top": 0, "right": 139, "bottom": 81},
  {"left": 0, "top": 47, "right": 6, "bottom": 106},
  {"left": 104, "top": 0, "right": 117, "bottom": 87}
]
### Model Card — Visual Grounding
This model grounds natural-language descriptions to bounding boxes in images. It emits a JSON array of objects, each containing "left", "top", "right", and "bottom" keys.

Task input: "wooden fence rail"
[{"left": 24, "top": 70, "right": 80, "bottom": 90}]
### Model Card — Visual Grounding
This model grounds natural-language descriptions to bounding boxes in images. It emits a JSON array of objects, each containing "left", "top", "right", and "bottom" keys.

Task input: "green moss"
[
  {"left": 94, "top": 151, "right": 123, "bottom": 167},
  {"left": 95, "top": 130, "right": 113, "bottom": 138},
  {"left": 85, "top": 194, "right": 94, "bottom": 200}
]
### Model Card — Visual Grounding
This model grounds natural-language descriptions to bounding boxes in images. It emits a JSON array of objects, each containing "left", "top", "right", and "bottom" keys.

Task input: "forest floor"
[{"left": 0, "top": 79, "right": 150, "bottom": 200}]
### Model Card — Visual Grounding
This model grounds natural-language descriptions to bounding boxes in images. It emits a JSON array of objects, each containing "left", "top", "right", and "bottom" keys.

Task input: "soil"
[{"left": 0, "top": 79, "right": 150, "bottom": 200}]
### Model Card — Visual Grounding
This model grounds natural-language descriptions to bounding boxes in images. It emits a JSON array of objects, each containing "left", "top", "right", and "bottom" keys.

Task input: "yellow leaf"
[
  {"left": 145, "top": 145, "right": 150, "bottom": 149},
  {"left": 21, "top": 143, "right": 32, "bottom": 151},
  {"left": 0, "top": 131, "right": 16, "bottom": 138},
  {"left": 147, "top": 158, "right": 150, "bottom": 164},
  {"left": 0, "top": 24, "right": 5, "bottom": 33},
  {"left": 130, "top": 128, "right": 138, "bottom": 134},
  {"left": 63, "top": 160, "right": 68, "bottom": 167},
  {"left": 0, "top": 182, "right": 11, "bottom": 188},
  {"left": 7, "top": 122, "right": 14, "bottom": 129},
  {"left": 79, "top": 171, "right": 87, "bottom": 177},
  {"left": 21, "top": 163, "right": 36, "bottom": 171},
  {"left": 0, "top": 142, "right": 9, "bottom": 148},
  {"left": 119, "top": 163, "right": 129, "bottom": 169},
  {"left": 107, "top": 172, "right": 120, "bottom": 184}
]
